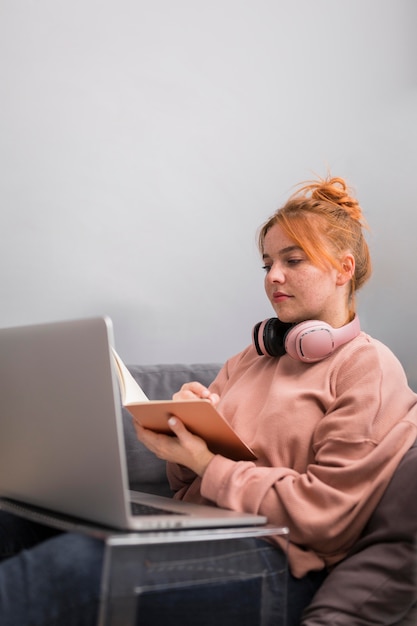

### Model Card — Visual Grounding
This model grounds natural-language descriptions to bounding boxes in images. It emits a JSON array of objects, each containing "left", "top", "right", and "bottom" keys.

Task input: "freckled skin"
[{"left": 262, "top": 224, "right": 354, "bottom": 328}]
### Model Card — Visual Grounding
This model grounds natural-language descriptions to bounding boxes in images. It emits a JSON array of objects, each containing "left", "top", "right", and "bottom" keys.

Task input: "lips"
[{"left": 272, "top": 291, "right": 291, "bottom": 302}]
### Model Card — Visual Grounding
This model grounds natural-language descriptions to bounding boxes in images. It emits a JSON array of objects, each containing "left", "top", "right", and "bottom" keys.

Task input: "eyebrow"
[{"left": 262, "top": 245, "right": 302, "bottom": 260}]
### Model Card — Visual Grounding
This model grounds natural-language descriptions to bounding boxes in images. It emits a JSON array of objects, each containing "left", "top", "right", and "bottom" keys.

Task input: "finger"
[
  {"left": 167, "top": 416, "right": 201, "bottom": 446},
  {"left": 173, "top": 382, "right": 211, "bottom": 400},
  {"left": 207, "top": 392, "right": 220, "bottom": 406},
  {"left": 173, "top": 384, "right": 220, "bottom": 406},
  {"left": 167, "top": 416, "right": 185, "bottom": 434}
]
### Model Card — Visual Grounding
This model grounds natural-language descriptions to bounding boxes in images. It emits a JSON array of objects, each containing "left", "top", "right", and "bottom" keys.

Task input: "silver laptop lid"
[{"left": 0, "top": 316, "right": 132, "bottom": 528}]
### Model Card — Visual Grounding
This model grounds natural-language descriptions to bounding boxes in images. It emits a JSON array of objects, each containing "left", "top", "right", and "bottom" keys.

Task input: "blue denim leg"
[
  {"left": 102, "top": 536, "right": 326, "bottom": 626},
  {"left": 119, "top": 536, "right": 288, "bottom": 626},
  {"left": 0, "top": 511, "right": 62, "bottom": 561},
  {"left": 0, "top": 530, "right": 104, "bottom": 626}
]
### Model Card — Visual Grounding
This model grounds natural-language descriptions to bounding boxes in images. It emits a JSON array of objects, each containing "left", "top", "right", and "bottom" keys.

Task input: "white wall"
[{"left": 1, "top": 0, "right": 416, "bottom": 389}]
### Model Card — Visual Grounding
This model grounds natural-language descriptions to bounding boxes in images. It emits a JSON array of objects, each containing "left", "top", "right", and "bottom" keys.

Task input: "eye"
[
  {"left": 262, "top": 265, "right": 271, "bottom": 273},
  {"left": 283, "top": 253, "right": 307, "bottom": 267}
]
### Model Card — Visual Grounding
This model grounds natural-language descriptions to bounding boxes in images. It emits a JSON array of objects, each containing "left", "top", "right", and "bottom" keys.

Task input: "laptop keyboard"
[{"left": 130, "top": 501, "right": 185, "bottom": 516}]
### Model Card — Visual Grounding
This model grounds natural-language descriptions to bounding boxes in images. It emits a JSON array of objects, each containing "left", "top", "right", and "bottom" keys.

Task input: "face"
[{"left": 262, "top": 223, "right": 351, "bottom": 327}]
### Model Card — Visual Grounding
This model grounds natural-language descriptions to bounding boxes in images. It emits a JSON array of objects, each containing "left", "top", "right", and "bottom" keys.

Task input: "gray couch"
[{"left": 124, "top": 363, "right": 417, "bottom": 625}]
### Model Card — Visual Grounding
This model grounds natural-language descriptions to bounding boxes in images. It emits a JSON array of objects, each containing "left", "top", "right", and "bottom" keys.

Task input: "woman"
[
  {"left": 0, "top": 174, "right": 416, "bottom": 625},
  {"left": 136, "top": 175, "right": 417, "bottom": 619}
]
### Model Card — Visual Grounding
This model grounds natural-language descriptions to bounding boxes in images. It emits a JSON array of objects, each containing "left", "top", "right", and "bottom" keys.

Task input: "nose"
[{"left": 265, "top": 263, "right": 285, "bottom": 284}]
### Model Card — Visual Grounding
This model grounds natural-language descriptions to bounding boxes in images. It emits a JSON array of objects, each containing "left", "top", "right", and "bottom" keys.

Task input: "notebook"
[
  {"left": 111, "top": 348, "right": 257, "bottom": 462},
  {"left": 0, "top": 316, "right": 266, "bottom": 532}
]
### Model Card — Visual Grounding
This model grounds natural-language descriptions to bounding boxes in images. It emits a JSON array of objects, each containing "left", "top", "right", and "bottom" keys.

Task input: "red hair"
[{"left": 258, "top": 175, "right": 372, "bottom": 315}]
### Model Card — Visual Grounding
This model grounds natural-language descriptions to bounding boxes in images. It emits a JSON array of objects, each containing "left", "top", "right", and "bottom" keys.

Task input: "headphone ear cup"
[
  {"left": 253, "top": 318, "right": 292, "bottom": 357},
  {"left": 285, "top": 320, "right": 335, "bottom": 362},
  {"left": 284, "top": 316, "right": 361, "bottom": 362}
]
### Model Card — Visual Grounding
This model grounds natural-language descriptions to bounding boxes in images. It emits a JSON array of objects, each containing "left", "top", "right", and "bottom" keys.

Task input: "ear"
[{"left": 336, "top": 253, "right": 355, "bottom": 286}]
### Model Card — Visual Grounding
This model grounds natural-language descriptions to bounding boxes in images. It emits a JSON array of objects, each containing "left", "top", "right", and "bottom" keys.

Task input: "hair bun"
[{"left": 299, "top": 176, "right": 364, "bottom": 223}]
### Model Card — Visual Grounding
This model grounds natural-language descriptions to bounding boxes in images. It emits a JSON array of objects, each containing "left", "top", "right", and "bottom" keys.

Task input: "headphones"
[{"left": 253, "top": 315, "right": 360, "bottom": 363}]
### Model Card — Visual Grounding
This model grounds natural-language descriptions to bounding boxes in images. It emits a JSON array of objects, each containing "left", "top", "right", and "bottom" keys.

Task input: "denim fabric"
[
  {"left": 102, "top": 536, "right": 326, "bottom": 625},
  {"left": 135, "top": 576, "right": 263, "bottom": 625},
  {"left": 0, "top": 512, "right": 62, "bottom": 561},
  {"left": 0, "top": 511, "right": 326, "bottom": 626},
  {"left": 0, "top": 518, "right": 104, "bottom": 626},
  {"left": 105, "top": 537, "right": 291, "bottom": 626}
]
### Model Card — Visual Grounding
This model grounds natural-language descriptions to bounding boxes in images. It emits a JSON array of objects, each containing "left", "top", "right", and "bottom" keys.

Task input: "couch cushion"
[{"left": 122, "top": 363, "right": 222, "bottom": 496}]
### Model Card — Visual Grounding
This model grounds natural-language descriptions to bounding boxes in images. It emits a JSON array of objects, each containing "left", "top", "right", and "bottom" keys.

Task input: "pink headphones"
[{"left": 253, "top": 315, "right": 360, "bottom": 363}]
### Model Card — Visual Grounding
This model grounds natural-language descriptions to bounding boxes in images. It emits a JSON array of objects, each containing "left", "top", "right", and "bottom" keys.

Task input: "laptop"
[{"left": 0, "top": 316, "right": 266, "bottom": 532}]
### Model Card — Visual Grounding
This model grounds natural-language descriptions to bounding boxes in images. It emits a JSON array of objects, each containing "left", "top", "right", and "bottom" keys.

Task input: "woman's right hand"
[{"left": 173, "top": 382, "right": 220, "bottom": 406}]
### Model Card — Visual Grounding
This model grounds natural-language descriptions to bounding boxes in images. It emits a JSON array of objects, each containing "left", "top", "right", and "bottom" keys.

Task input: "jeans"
[{"left": 0, "top": 511, "right": 326, "bottom": 626}]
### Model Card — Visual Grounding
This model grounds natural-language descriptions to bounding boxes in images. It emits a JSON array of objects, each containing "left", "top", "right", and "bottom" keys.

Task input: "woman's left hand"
[{"left": 134, "top": 416, "right": 215, "bottom": 477}]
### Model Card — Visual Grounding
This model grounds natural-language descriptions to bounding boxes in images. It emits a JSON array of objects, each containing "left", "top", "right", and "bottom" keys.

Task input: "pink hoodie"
[{"left": 167, "top": 332, "right": 417, "bottom": 578}]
